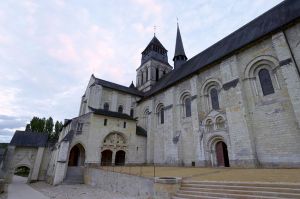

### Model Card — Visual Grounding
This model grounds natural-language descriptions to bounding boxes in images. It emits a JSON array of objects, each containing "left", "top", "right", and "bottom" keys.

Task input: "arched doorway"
[
  {"left": 68, "top": 144, "right": 85, "bottom": 166},
  {"left": 101, "top": 132, "right": 127, "bottom": 166},
  {"left": 215, "top": 141, "right": 230, "bottom": 167},
  {"left": 14, "top": 166, "right": 30, "bottom": 177},
  {"left": 101, "top": 150, "right": 113, "bottom": 166},
  {"left": 115, "top": 150, "right": 126, "bottom": 166}
]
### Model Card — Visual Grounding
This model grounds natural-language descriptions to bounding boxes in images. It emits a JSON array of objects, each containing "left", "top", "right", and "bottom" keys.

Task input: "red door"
[{"left": 216, "top": 141, "right": 225, "bottom": 167}]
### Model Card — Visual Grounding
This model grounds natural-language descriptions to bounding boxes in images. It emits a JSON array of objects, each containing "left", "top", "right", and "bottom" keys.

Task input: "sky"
[{"left": 0, "top": 0, "right": 283, "bottom": 142}]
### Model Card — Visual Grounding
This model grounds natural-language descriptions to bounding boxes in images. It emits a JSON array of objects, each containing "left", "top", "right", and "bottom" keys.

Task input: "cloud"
[
  {"left": 0, "top": 0, "right": 284, "bottom": 142},
  {"left": 0, "top": 115, "right": 28, "bottom": 143}
]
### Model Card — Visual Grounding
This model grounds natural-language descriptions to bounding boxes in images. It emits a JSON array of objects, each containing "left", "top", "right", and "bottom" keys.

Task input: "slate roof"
[
  {"left": 10, "top": 131, "right": 48, "bottom": 147},
  {"left": 87, "top": 1, "right": 300, "bottom": 100},
  {"left": 62, "top": 130, "right": 75, "bottom": 142},
  {"left": 90, "top": 107, "right": 136, "bottom": 121},
  {"left": 173, "top": 24, "right": 187, "bottom": 59},
  {"left": 142, "top": 36, "right": 167, "bottom": 53},
  {"left": 136, "top": 126, "right": 147, "bottom": 137},
  {"left": 143, "top": 0, "right": 300, "bottom": 97},
  {"left": 94, "top": 76, "right": 144, "bottom": 97}
]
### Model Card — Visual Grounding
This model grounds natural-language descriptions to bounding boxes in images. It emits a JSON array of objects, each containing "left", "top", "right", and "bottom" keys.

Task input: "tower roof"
[
  {"left": 141, "top": 35, "right": 168, "bottom": 65},
  {"left": 142, "top": 35, "right": 167, "bottom": 53},
  {"left": 173, "top": 24, "right": 187, "bottom": 60}
]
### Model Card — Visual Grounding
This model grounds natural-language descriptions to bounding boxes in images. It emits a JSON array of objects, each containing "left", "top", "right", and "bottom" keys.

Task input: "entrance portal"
[
  {"left": 115, "top": 150, "right": 125, "bottom": 166},
  {"left": 101, "top": 150, "right": 113, "bottom": 166},
  {"left": 68, "top": 144, "right": 85, "bottom": 166},
  {"left": 215, "top": 141, "right": 230, "bottom": 167}
]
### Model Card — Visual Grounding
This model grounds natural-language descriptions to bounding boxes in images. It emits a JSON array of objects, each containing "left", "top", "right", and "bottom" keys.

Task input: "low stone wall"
[{"left": 84, "top": 167, "right": 154, "bottom": 199}]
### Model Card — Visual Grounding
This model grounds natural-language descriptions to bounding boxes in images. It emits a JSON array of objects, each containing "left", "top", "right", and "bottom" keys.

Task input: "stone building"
[
  {"left": 6, "top": 0, "right": 300, "bottom": 185},
  {"left": 5, "top": 131, "right": 49, "bottom": 183}
]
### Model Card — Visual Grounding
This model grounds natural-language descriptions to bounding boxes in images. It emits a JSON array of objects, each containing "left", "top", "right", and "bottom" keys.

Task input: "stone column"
[
  {"left": 164, "top": 88, "right": 178, "bottom": 165},
  {"left": 272, "top": 32, "right": 300, "bottom": 128},
  {"left": 112, "top": 151, "right": 116, "bottom": 166},
  {"left": 190, "top": 76, "right": 203, "bottom": 166},
  {"left": 220, "top": 55, "right": 256, "bottom": 167},
  {"left": 146, "top": 100, "right": 154, "bottom": 164},
  {"left": 3, "top": 145, "right": 16, "bottom": 183},
  {"left": 31, "top": 147, "right": 45, "bottom": 181}
]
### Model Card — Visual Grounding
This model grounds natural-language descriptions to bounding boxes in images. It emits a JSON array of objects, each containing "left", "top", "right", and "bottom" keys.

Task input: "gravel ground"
[{"left": 30, "top": 182, "right": 137, "bottom": 199}]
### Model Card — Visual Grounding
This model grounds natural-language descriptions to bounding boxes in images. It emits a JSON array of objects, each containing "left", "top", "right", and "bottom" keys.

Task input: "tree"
[
  {"left": 29, "top": 117, "right": 46, "bottom": 132},
  {"left": 45, "top": 117, "right": 54, "bottom": 134},
  {"left": 25, "top": 116, "right": 63, "bottom": 143},
  {"left": 25, "top": 124, "right": 31, "bottom": 132},
  {"left": 52, "top": 121, "right": 63, "bottom": 141}
]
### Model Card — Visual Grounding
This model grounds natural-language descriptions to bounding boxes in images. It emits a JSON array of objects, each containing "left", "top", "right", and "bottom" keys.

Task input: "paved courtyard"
[
  {"left": 30, "top": 181, "right": 137, "bottom": 199},
  {"left": 7, "top": 175, "right": 136, "bottom": 199}
]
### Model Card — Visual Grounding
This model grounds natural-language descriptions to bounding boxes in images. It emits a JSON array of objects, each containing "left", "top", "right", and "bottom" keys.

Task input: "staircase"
[
  {"left": 63, "top": 166, "right": 84, "bottom": 184},
  {"left": 172, "top": 181, "right": 300, "bottom": 199}
]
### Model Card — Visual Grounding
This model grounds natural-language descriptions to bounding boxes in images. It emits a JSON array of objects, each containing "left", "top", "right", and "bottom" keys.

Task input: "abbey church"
[{"left": 6, "top": 0, "right": 300, "bottom": 185}]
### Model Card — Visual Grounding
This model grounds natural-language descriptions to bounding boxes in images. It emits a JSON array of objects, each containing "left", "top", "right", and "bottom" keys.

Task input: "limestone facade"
[{"left": 44, "top": 1, "right": 300, "bottom": 184}]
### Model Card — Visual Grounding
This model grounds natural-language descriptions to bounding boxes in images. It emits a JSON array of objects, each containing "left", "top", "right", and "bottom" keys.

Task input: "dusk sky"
[{"left": 0, "top": 0, "right": 283, "bottom": 142}]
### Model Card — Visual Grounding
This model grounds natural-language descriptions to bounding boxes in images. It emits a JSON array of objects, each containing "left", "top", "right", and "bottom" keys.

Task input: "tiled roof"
[
  {"left": 94, "top": 77, "right": 144, "bottom": 96},
  {"left": 144, "top": 0, "right": 300, "bottom": 97},
  {"left": 90, "top": 107, "right": 136, "bottom": 121},
  {"left": 136, "top": 126, "right": 147, "bottom": 137},
  {"left": 10, "top": 131, "right": 48, "bottom": 147}
]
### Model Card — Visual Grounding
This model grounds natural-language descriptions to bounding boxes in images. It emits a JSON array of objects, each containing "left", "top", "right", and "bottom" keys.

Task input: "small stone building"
[{"left": 5, "top": 131, "right": 50, "bottom": 183}]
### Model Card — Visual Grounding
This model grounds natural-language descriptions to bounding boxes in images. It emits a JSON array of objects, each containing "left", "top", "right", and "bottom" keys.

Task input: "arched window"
[
  {"left": 157, "top": 104, "right": 164, "bottom": 124},
  {"left": 118, "top": 105, "right": 123, "bottom": 113},
  {"left": 141, "top": 72, "right": 144, "bottom": 84},
  {"left": 258, "top": 69, "right": 274, "bottom": 96},
  {"left": 206, "top": 119, "right": 213, "bottom": 132},
  {"left": 216, "top": 116, "right": 225, "bottom": 129},
  {"left": 184, "top": 97, "right": 191, "bottom": 117},
  {"left": 104, "top": 103, "right": 109, "bottom": 111},
  {"left": 156, "top": 68, "right": 159, "bottom": 81},
  {"left": 130, "top": 108, "right": 134, "bottom": 117},
  {"left": 160, "top": 109, "right": 164, "bottom": 124},
  {"left": 210, "top": 88, "right": 219, "bottom": 110},
  {"left": 146, "top": 69, "right": 148, "bottom": 81}
]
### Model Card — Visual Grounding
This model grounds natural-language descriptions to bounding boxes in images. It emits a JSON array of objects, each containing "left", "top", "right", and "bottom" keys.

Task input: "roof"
[
  {"left": 62, "top": 130, "right": 75, "bottom": 142},
  {"left": 90, "top": 107, "right": 136, "bottom": 121},
  {"left": 142, "top": 36, "right": 167, "bottom": 53},
  {"left": 143, "top": 0, "right": 300, "bottom": 97},
  {"left": 93, "top": 76, "right": 144, "bottom": 97},
  {"left": 173, "top": 24, "right": 187, "bottom": 59},
  {"left": 136, "top": 126, "right": 147, "bottom": 137},
  {"left": 10, "top": 131, "right": 48, "bottom": 147}
]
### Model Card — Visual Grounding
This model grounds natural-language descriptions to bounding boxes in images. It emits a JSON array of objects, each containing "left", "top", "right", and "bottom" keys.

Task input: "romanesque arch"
[
  {"left": 179, "top": 91, "right": 192, "bottom": 118},
  {"left": 244, "top": 55, "right": 280, "bottom": 97},
  {"left": 201, "top": 78, "right": 222, "bottom": 111},
  {"left": 206, "top": 136, "right": 230, "bottom": 167},
  {"left": 68, "top": 143, "right": 85, "bottom": 166},
  {"left": 101, "top": 132, "right": 127, "bottom": 166}
]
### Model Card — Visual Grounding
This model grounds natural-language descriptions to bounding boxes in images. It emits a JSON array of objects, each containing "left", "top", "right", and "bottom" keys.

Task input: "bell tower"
[{"left": 136, "top": 35, "right": 172, "bottom": 92}]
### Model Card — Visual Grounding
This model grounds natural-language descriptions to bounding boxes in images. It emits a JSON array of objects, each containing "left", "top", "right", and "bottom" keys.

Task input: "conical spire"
[{"left": 173, "top": 23, "right": 187, "bottom": 69}]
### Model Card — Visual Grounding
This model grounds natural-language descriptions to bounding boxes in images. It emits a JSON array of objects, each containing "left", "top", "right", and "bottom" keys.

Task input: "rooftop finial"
[{"left": 154, "top": 25, "right": 156, "bottom": 36}]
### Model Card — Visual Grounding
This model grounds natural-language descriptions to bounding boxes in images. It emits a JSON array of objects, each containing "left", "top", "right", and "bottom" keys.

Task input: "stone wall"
[{"left": 84, "top": 167, "right": 154, "bottom": 198}]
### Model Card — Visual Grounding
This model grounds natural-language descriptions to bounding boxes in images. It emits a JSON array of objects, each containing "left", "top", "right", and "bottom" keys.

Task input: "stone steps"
[
  {"left": 63, "top": 166, "right": 84, "bottom": 184},
  {"left": 172, "top": 181, "right": 300, "bottom": 199}
]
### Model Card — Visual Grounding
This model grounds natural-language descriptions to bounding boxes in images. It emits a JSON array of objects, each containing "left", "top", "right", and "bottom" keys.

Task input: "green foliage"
[
  {"left": 25, "top": 116, "right": 63, "bottom": 143},
  {"left": 45, "top": 117, "right": 54, "bottom": 134},
  {"left": 52, "top": 121, "right": 63, "bottom": 141}
]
